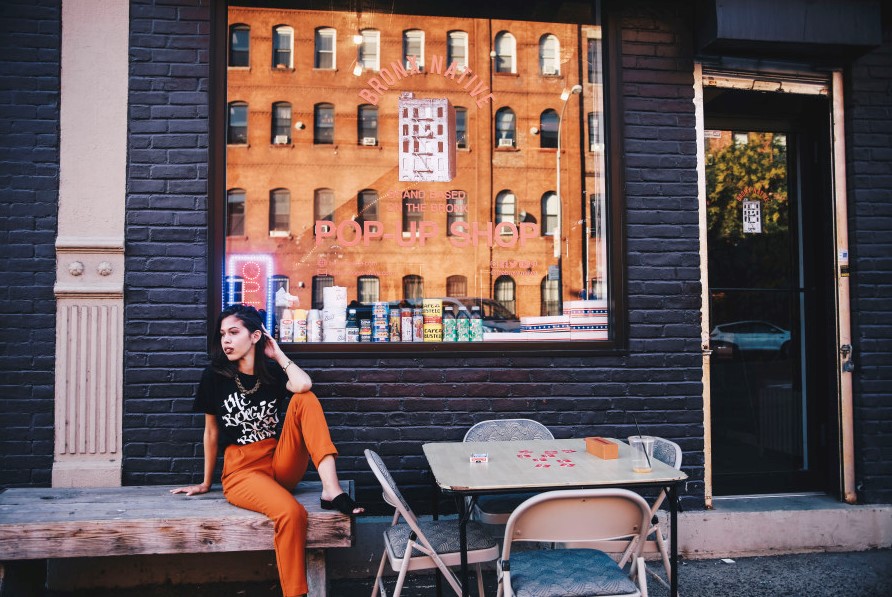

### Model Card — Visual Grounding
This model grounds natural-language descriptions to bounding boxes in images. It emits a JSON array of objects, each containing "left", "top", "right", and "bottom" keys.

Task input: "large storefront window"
[{"left": 222, "top": 1, "right": 614, "bottom": 349}]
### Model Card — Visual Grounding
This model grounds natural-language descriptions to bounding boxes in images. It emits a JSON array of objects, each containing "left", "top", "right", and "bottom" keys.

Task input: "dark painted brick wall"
[
  {"left": 125, "top": 0, "right": 212, "bottom": 485},
  {"left": 0, "top": 0, "right": 60, "bottom": 487},
  {"left": 846, "top": 12, "right": 892, "bottom": 505},
  {"left": 123, "top": 0, "right": 705, "bottom": 512}
]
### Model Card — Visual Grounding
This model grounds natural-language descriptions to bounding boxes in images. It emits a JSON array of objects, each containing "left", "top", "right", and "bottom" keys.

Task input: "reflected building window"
[
  {"left": 272, "top": 102, "right": 291, "bottom": 144},
  {"left": 269, "top": 189, "right": 290, "bottom": 234},
  {"left": 227, "top": 189, "right": 245, "bottom": 236},
  {"left": 357, "top": 275, "right": 380, "bottom": 303},
  {"left": 312, "top": 275, "right": 334, "bottom": 310},
  {"left": 539, "top": 34, "right": 560, "bottom": 75},
  {"left": 403, "top": 275, "right": 423, "bottom": 301},
  {"left": 402, "top": 195, "right": 423, "bottom": 234},
  {"left": 455, "top": 106, "right": 468, "bottom": 149},
  {"left": 403, "top": 29, "right": 425, "bottom": 70},
  {"left": 588, "top": 112, "right": 602, "bottom": 151},
  {"left": 446, "top": 275, "right": 468, "bottom": 298},
  {"left": 495, "top": 107, "right": 516, "bottom": 147},
  {"left": 541, "top": 191, "right": 558, "bottom": 236},
  {"left": 494, "top": 275, "right": 516, "bottom": 314},
  {"left": 315, "top": 27, "right": 336, "bottom": 69},
  {"left": 494, "top": 31, "right": 516, "bottom": 73},
  {"left": 496, "top": 190, "right": 516, "bottom": 232},
  {"left": 359, "top": 29, "right": 380, "bottom": 71},
  {"left": 448, "top": 31, "right": 468, "bottom": 70},
  {"left": 314, "top": 103, "right": 334, "bottom": 144},
  {"left": 541, "top": 276, "right": 560, "bottom": 316},
  {"left": 357, "top": 189, "right": 379, "bottom": 232},
  {"left": 229, "top": 24, "right": 250, "bottom": 67},
  {"left": 314, "top": 188, "right": 334, "bottom": 235},
  {"left": 540, "top": 109, "right": 558, "bottom": 149},
  {"left": 227, "top": 102, "right": 248, "bottom": 144},
  {"left": 446, "top": 191, "right": 467, "bottom": 236},
  {"left": 272, "top": 25, "right": 293, "bottom": 68},
  {"left": 358, "top": 105, "right": 378, "bottom": 145}
]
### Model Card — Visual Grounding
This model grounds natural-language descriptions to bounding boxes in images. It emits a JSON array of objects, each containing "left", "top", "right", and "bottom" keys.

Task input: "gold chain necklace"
[{"left": 234, "top": 373, "right": 261, "bottom": 396}]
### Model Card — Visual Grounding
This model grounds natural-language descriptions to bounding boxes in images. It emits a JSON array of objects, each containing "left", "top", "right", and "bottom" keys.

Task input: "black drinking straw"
[{"left": 632, "top": 414, "right": 652, "bottom": 469}]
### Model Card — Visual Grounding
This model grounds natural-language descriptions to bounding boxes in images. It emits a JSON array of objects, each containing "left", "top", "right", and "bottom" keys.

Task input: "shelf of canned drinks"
[{"left": 277, "top": 289, "right": 484, "bottom": 344}]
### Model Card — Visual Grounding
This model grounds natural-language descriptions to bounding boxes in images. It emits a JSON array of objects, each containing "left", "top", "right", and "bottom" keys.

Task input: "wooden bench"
[{"left": 0, "top": 481, "right": 353, "bottom": 596}]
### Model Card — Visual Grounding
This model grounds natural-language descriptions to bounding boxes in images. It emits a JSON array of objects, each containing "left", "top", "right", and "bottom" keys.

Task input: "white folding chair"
[
  {"left": 498, "top": 489, "right": 651, "bottom": 597},
  {"left": 617, "top": 437, "right": 683, "bottom": 589},
  {"left": 463, "top": 419, "right": 554, "bottom": 525},
  {"left": 365, "top": 449, "right": 499, "bottom": 597}
]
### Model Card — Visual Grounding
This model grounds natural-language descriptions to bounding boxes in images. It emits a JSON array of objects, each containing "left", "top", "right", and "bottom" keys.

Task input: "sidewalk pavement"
[{"left": 30, "top": 548, "right": 891, "bottom": 597}]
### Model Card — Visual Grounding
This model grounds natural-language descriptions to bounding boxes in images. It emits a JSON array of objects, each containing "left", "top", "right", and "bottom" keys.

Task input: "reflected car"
[{"left": 709, "top": 320, "right": 791, "bottom": 355}]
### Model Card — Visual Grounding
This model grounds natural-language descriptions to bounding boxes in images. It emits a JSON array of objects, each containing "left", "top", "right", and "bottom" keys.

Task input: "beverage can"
[
  {"left": 412, "top": 308, "right": 424, "bottom": 342},
  {"left": 400, "top": 308, "right": 413, "bottom": 342},
  {"left": 389, "top": 309, "right": 401, "bottom": 342},
  {"left": 307, "top": 309, "right": 323, "bottom": 342}
]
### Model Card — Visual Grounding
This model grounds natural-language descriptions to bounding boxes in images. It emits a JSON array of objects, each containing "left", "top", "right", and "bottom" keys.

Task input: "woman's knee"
[{"left": 274, "top": 499, "right": 308, "bottom": 528}]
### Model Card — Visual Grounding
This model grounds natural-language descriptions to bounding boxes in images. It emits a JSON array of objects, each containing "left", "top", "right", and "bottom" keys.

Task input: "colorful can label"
[
  {"left": 359, "top": 318, "right": 372, "bottom": 342},
  {"left": 442, "top": 317, "right": 457, "bottom": 342},
  {"left": 470, "top": 318, "right": 484, "bottom": 342},
  {"left": 401, "top": 308, "right": 413, "bottom": 342},
  {"left": 307, "top": 310, "right": 323, "bottom": 342},
  {"left": 412, "top": 309, "right": 424, "bottom": 342},
  {"left": 389, "top": 310, "right": 401, "bottom": 342},
  {"left": 423, "top": 323, "right": 443, "bottom": 342}
]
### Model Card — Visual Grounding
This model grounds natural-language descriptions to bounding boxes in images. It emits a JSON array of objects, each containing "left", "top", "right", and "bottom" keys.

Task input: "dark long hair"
[{"left": 210, "top": 304, "right": 278, "bottom": 384}]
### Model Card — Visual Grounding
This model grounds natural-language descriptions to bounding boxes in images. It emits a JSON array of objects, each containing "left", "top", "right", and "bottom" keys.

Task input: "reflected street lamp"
[{"left": 555, "top": 85, "right": 582, "bottom": 260}]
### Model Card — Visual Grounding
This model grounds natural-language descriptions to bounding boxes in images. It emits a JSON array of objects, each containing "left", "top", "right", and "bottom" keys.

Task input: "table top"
[{"left": 423, "top": 438, "right": 687, "bottom": 493}]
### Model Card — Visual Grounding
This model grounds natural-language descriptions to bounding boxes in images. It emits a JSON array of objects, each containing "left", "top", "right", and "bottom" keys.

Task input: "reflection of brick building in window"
[
  {"left": 398, "top": 92, "right": 456, "bottom": 182},
  {"left": 225, "top": 7, "right": 604, "bottom": 319}
]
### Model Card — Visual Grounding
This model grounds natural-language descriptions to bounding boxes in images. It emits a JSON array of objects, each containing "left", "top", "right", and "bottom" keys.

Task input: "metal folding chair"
[
  {"left": 463, "top": 419, "right": 554, "bottom": 525},
  {"left": 617, "top": 437, "right": 683, "bottom": 589},
  {"left": 365, "top": 449, "right": 499, "bottom": 597},
  {"left": 498, "top": 489, "right": 651, "bottom": 597}
]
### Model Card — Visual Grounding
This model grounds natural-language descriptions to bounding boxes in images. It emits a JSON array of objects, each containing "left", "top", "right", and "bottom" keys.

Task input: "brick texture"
[
  {"left": 0, "top": 0, "right": 60, "bottom": 487},
  {"left": 123, "top": 0, "right": 705, "bottom": 512},
  {"left": 846, "top": 13, "right": 892, "bottom": 505},
  {"left": 125, "top": 0, "right": 212, "bottom": 485}
]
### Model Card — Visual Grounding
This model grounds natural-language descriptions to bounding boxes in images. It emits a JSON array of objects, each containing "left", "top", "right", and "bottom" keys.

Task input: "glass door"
[{"left": 705, "top": 87, "right": 834, "bottom": 495}]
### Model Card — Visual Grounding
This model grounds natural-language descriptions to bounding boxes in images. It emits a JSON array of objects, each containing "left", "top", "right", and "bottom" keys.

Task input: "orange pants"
[{"left": 221, "top": 391, "right": 338, "bottom": 597}]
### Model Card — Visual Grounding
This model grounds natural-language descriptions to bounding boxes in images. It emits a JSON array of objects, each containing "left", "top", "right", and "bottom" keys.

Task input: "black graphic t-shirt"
[{"left": 193, "top": 365, "right": 291, "bottom": 447}]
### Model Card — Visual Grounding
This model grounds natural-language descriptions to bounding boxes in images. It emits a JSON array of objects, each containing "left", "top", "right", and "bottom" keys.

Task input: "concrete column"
[{"left": 53, "top": 0, "right": 129, "bottom": 487}]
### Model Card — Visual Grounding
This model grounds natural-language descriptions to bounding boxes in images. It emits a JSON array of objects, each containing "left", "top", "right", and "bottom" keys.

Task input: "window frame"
[
  {"left": 314, "top": 102, "right": 335, "bottom": 145},
  {"left": 227, "top": 101, "right": 248, "bottom": 145},
  {"left": 359, "top": 28, "right": 380, "bottom": 72},
  {"left": 495, "top": 107, "right": 516, "bottom": 148},
  {"left": 447, "top": 30, "right": 468, "bottom": 71},
  {"left": 539, "top": 34, "right": 560, "bottom": 75},
  {"left": 226, "top": 188, "right": 246, "bottom": 236},
  {"left": 272, "top": 101, "right": 292, "bottom": 144},
  {"left": 455, "top": 106, "right": 468, "bottom": 149},
  {"left": 494, "top": 31, "right": 516, "bottom": 74},
  {"left": 272, "top": 25, "right": 294, "bottom": 69},
  {"left": 358, "top": 104, "right": 378, "bottom": 145},
  {"left": 268, "top": 188, "right": 290, "bottom": 235},
  {"left": 315, "top": 27, "right": 337, "bottom": 70},
  {"left": 210, "top": 1, "right": 628, "bottom": 355},
  {"left": 403, "top": 29, "right": 425, "bottom": 71},
  {"left": 228, "top": 24, "right": 250, "bottom": 67},
  {"left": 540, "top": 108, "right": 559, "bottom": 149}
]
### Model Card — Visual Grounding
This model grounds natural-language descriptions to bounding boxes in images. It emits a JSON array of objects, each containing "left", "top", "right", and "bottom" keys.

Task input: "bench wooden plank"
[{"left": 0, "top": 482, "right": 353, "bottom": 561}]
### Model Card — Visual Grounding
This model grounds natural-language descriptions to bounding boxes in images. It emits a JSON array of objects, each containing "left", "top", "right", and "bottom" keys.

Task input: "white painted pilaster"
[{"left": 54, "top": 0, "right": 129, "bottom": 487}]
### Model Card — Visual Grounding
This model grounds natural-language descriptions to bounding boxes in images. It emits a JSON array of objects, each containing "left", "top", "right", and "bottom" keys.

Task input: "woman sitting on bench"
[{"left": 172, "top": 304, "right": 362, "bottom": 597}]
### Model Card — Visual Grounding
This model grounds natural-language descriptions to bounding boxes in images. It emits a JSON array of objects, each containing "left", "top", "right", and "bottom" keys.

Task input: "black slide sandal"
[{"left": 320, "top": 493, "right": 363, "bottom": 515}]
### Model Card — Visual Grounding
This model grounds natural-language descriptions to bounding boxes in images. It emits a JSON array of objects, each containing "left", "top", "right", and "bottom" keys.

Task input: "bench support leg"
[{"left": 306, "top": 549, "right": 327, "bottom": 597}]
